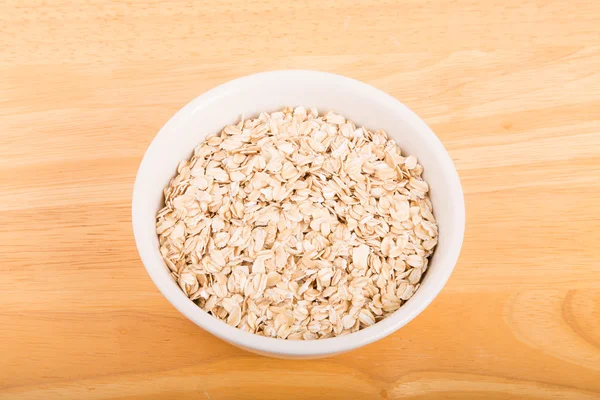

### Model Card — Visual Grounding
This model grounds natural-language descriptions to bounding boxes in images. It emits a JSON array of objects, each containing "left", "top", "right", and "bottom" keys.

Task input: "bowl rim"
[{"left": 132, "top": 70, "right": 465, "bottom": 357}]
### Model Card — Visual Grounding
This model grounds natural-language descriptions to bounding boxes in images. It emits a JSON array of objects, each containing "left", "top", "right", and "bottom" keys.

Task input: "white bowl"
[{"left": 132, "top": 70, "right": 465, "bottom": 358}]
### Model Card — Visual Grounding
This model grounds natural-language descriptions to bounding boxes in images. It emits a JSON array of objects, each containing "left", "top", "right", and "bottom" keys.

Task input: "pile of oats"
[{"left": 156, "top": 107, "right": 438, "bottom": 340}]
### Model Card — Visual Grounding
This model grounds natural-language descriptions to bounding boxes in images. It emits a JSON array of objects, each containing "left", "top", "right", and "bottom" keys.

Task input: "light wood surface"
[{"left": 2, "top": 1, "right": 600, "bottom": 399}]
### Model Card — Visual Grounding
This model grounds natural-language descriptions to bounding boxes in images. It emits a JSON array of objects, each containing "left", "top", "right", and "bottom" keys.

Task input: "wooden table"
[{"left": 2, "top": 1, "right": 599, "bottom": 399}]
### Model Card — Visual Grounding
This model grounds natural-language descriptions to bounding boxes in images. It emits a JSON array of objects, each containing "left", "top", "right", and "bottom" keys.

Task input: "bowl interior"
[{"left": 132, "top": 70, "right": 465, "bottom": 357}]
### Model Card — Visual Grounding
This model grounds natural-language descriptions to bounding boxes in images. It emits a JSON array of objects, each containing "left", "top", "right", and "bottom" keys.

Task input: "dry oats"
[{"left": 156, "top": 107, "right": 438, "bottom": 340}]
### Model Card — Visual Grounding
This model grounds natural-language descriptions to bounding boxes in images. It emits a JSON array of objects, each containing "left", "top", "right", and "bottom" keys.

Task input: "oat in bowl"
[
  {"left": 132, "top": 70, "right": 464, "bottom": 358},
  {"left": 156, "top": 107, "right": 438, "bottom": 340}
]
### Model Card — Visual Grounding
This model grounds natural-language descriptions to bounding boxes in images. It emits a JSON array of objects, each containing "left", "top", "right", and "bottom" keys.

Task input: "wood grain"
[{"left": 1, "top": 0, "right": 600, "bottom": 399}]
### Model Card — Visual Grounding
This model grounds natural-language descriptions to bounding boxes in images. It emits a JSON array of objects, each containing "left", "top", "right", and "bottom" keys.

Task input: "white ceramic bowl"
[{"left": 132, "top": 70, "right": 465, "bottom": 358}]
